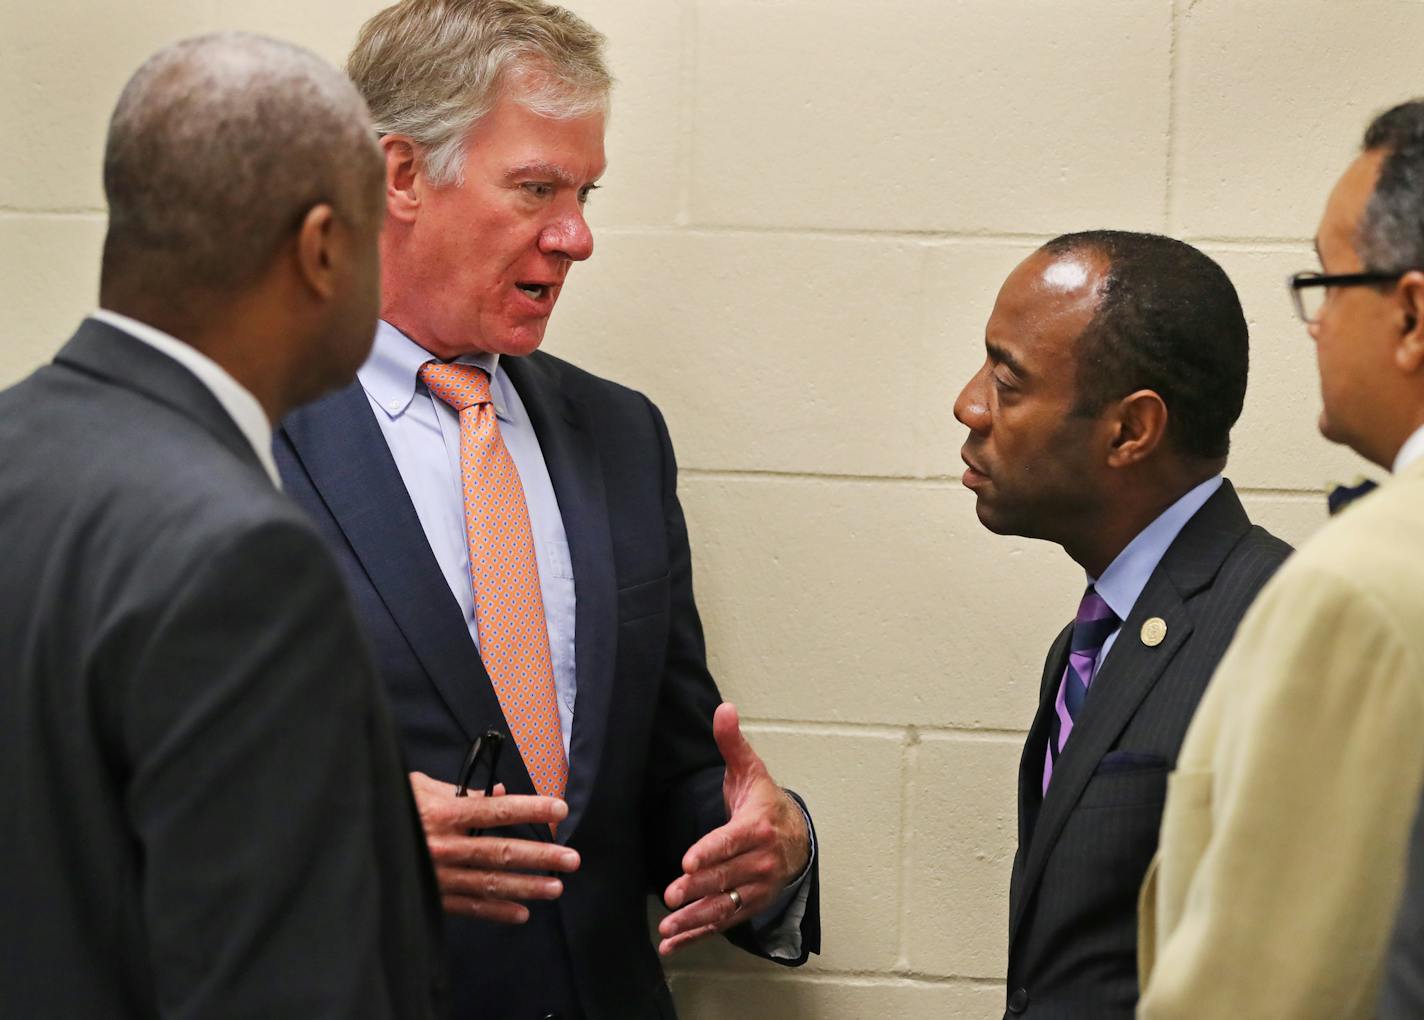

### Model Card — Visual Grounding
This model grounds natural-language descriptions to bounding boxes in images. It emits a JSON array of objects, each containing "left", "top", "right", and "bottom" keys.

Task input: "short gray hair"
[
  {"left": 348, "top": 0, "right": 612, "bottom": 187},
  {"left": 101, "top": 32, "right": 383, "bottom": 308}
]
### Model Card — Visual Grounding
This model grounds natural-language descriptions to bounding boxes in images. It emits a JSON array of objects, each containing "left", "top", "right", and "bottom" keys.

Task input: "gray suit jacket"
[
  {"left": 1005, "top": 481, "right": 1290, "bottom": 1019},
  {"left": 1380, "top": 789, "right": 1424, "bottom": 1017},
  {"left": 0, "top": 319, "right": 447, "bottom": 1018}
]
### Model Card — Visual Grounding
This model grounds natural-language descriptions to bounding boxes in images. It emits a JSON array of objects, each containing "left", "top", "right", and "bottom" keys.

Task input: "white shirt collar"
[
  {"left": 89, "top": 309, "right": 279, "bottom": 488},
  {"left": 1393, "top": 423, "right": 1424, "bottom": 474}
]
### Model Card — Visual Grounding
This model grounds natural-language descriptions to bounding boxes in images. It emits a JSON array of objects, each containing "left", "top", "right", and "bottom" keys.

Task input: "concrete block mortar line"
[
  {"left": 680, "top": 467, "right": 966, "bottom": 486},
  {"left": 674, "top": 0, "right": 695, "bottom": 229},
  {"left": 912, "top": 727, "right": 1027, "bottom": 744},
  {"left": 1238, "top": 485, "right": 1360, "bottom": 500},
  {"left": 894, "top": 727, "right": 920, "bottom": 972},
  {"left": 586, "top": 224, "right": 1314, "bottom": 250},
  {"left": 596, "top": 223, "right": 1053, "bottom": 244},
  {"left": 680, "top": 467, "right": 1340, "bottom": 500},
  {"left": 0, "top": 208, "right": 105, "bottom": 219},
  {"left": 1163, "top": 0, "right": 1179, "bottom": 234},
  {"left": 1180, "top": 235, "right": 1314, "bottom": 251},
  {"left": 737, "top": 719, "right": 911, "bottom": 741},
  {"left": 736, "top": 718, "right": 1025, "bottom": 742}
]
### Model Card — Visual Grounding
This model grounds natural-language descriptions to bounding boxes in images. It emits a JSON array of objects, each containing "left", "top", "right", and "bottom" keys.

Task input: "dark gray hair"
[
  {"left": 1360, "top": 100, "right": 1424, "bottom": 272},
  {"left": 100, "top": 32, "right": 383, "bottom": 309}
]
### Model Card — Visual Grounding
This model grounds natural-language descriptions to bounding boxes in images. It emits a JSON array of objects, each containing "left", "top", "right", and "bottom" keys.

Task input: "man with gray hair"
[
  {"left": 1138, "top": 99, "right": 1424, "bottom": 1019},
  {"left": 275, "top": 1, "right": 822, "bottom": 1017},
  {"left": 0, "top": 33, "right": 453, "bottom": 1016}
]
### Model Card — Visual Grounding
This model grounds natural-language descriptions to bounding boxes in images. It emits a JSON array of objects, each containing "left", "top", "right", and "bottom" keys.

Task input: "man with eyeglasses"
[{"left": 1138, "top": 99, "right": 1424, "bottom": 1020}]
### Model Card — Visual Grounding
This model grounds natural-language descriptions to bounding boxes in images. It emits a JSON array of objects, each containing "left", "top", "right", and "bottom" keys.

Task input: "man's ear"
[
  {"left": 1395, "top": 269, "right": 1424, "bottom": 374},
  {"left": 1106, "top": 389, "right": 1168, "bottom": 469},
  {"left": 382, "top": 135, "right": 422, "bottom": 223},
  {"left": 295, "top": 203, "right": 337, "bottom": 300}
]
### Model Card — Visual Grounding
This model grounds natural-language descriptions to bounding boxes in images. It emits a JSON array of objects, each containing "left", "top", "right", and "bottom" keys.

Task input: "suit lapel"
[
  {"left": 1010, "top": 623, "right": 1070, "bottom": 921},
  {"left": 1008, "top": 482, "right": 1252, "bottom": 944},
  {"left": 279, "top": 384, "right": 541, "bottom": 800},
  {"left": 55, "top": 319, "right": 263, "bottom": 478},
  {"left": 503, "top": 354, "right": 617, "bottom": 846},
  {"left": 1019, "top": 625, "right": 1071, "bottom": 849}
]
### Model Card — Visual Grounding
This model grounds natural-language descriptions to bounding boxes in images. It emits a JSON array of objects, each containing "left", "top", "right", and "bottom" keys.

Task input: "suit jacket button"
[
  {"left": 541, "top": 1014, "right": 562, "bottom": 1020},
  {"left": 1007, "top": 987, "right": 1029, "bottom": 1013}
]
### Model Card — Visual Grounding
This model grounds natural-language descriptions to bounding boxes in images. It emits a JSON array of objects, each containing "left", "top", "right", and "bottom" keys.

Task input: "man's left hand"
[{"left": 658, "top": 702, "right": 811, "bottom": 955}]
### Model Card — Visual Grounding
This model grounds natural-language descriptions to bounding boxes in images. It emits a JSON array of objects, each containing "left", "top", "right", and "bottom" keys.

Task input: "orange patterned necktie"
[{"left": 419, "top": 361, "right": 568, "bottom": 803}]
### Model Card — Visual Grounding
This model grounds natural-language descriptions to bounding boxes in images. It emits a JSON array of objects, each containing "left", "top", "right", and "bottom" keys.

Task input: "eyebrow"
[
  {"left": 986, "top": 340, "right": 1029, "bottom": 380},
  {"left": 505, "top": 160, "right": 595, "bottom": 187}
]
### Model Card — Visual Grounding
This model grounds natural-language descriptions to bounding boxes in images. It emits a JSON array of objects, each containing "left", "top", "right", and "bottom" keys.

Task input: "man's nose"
[
  {"left": 954, "top": 368, "right": 990, "bottom": 432},
  {"left": 540, "top": 206, "right": 594, "bottom": 262}
]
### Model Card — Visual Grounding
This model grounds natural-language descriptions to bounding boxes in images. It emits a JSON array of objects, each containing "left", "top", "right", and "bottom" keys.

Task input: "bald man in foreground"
[{"left": 0, "top": 33, "right": 523, "bottom": 1016}]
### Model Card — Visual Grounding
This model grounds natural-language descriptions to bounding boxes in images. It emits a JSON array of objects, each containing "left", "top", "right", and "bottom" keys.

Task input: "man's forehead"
[
  {"left": 1320, "top": 149, "right": 1385, "bottom": 257},
  {"left": 986, "top": 249, "right": 1104, "bottom": 366},
  {"left": 997, "top": 250, "right": 1104, "bottom": 320},
  {"left": 506, "top": 122, "right": 606, "bottom": 179},
  {"left": 1041, "top": 257, "right": 1093, "bottom": 292}
]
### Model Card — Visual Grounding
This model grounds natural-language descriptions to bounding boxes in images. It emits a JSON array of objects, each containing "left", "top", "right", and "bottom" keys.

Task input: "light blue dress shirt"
[
  {"left": 358, "top": 321, "right": 578, "bottom": 756},
  {"left": 358, "top": 321, "right": 810, "bottom": 956},
  {"left": 1089, "top": 475, "right": 1224, "bottom": 671}
]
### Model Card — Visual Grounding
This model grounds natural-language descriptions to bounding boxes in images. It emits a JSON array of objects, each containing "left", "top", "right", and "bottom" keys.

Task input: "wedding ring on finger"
[{"left": 726, "top": 887, "right": 743, "bottom": 913}]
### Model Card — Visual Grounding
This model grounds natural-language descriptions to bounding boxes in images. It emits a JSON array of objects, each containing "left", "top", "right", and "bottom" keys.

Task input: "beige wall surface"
[{"left": 1, "top": 0, "right": 1396, "bottom": 1015}]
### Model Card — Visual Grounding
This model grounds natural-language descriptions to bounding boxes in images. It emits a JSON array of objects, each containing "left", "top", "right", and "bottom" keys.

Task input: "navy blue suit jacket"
[{"left": 276, "top": 349, "right": 819, "bottom": 1020}]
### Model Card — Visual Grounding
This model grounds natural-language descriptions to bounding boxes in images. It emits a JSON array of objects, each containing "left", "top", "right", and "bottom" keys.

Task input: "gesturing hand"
[
  {"left": 658, "top": 703, "right": 811, "bottom": 955},
  {"left": 409, "top": 772, "right": 581, "bottom": 924}
]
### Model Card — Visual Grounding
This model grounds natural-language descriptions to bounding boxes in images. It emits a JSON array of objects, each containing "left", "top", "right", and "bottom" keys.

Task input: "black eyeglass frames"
[{"left": 1288, "top": 270, "right": 1407, "bottom": 324}]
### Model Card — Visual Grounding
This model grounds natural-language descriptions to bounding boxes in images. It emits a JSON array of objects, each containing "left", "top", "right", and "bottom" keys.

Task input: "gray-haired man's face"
[{"left": 392, "top": 88, "right": 606, "bottom": 360}]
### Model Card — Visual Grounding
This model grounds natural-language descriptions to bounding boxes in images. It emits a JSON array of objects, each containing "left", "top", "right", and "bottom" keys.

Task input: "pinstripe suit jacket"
[{"left": 1004, "top": 480, "right": 1290, "bottom": 1019}]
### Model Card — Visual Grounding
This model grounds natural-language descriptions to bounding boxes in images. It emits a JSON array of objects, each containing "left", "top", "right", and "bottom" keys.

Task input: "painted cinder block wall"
[{"left": 3, "top": 0, "right": 1407, "bottom": 1015}]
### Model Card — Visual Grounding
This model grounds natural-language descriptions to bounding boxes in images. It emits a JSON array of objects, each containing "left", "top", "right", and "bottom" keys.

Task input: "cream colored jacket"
[{"left": 1138, "top": 458, "right": 1424, "bottom": 1019}]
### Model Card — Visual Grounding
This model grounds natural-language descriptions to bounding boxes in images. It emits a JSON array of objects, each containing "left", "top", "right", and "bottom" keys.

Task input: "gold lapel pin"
[{"left": 1141, "top": 617, "right": 1167, "bottom": 647}]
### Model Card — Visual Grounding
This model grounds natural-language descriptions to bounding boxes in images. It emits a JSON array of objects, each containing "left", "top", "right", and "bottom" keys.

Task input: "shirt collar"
[
  {"left": 89, "top": 309, "right": 280, "bottom": 488},
  {"left": 1393, "top": 423, "right": 1424, "bottom": 474},
  {"left": 359, "top": 320, "right": 508, "bottom": 421},
  {"left": 1090, "top": 475, "right": 1224, "bottom": 623}
]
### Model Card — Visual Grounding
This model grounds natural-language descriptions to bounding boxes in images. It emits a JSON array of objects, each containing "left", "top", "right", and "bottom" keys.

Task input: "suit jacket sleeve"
[
  {"left": 1381, "top": 787, "right": 1424, "bottom": 1018},
  {"left": 118, "top": 518, "right": 403, "bottom": 1018},
  {"left": 1139, "top": 565, "right": 1424, "bottom": 1019},
  {"left": 636, "top": 397, "right": 821, "bottom": 964}
]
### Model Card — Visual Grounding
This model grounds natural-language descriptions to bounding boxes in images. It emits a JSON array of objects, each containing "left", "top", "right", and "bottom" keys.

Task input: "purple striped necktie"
[{"left": 1042, "top": 586, "right": 1120, "bottom": 794}]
